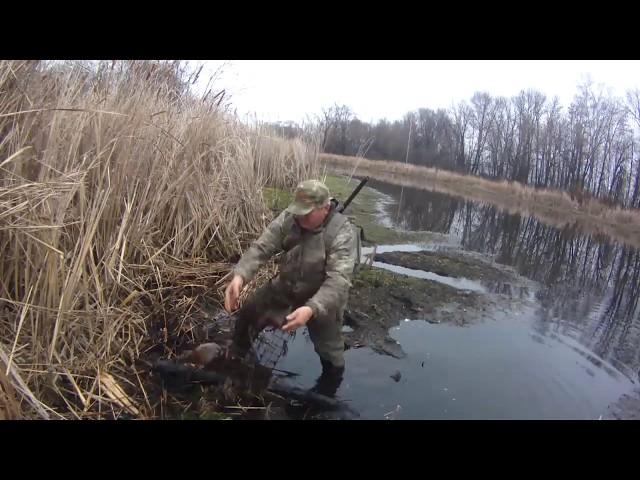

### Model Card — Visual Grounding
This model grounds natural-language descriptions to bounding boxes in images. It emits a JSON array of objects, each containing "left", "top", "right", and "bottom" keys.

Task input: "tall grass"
[
  {"left": 0, "top": 60, "right": 318, "bottom": 419},
  {"left": 322, "top": 153, "right": 640, "bottom": 249}
]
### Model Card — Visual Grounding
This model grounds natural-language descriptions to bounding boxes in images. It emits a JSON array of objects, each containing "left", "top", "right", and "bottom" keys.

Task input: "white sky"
[{"left": 193, "top": 60, "right": 640, "bottom": 124}]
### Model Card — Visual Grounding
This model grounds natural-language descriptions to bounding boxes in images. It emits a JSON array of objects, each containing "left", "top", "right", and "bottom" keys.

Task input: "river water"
[{"left": 261, "top": 178, "right": 640, "bottom": 419}]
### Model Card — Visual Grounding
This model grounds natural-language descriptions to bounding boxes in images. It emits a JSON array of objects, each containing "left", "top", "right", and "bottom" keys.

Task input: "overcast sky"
[{"left": 194, "top": 60, "right": 640, "bottom": 124}]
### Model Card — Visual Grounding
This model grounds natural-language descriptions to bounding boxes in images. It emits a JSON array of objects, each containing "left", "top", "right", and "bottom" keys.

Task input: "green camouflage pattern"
[
  {"left": 232, "top": 206, "right": 357, "bottom": 366},
  {"left": 285, "top": 179, "right": 331, "bottom": 216}
]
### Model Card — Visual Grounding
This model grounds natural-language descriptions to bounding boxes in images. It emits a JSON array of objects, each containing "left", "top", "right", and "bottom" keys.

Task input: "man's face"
[{"left": 295, "top": 204, "right": 330, "bottom": 230}]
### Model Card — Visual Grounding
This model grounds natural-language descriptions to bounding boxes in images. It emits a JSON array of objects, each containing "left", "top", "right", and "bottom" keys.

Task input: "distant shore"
[{"left": 321, "top": 153, "right": 640, "bottom": 249}]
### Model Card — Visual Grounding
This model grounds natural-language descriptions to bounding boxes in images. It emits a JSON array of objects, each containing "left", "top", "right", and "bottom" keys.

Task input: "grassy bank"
[
  {"left": 264, "top": 173, "right": 432, "bottom": 244},
  {"left": 322, "top": 175, "right": 437, "bottom": 244},
  {"left": 0, "top": 60, "right": 318, "bottom": 419},
  {"left": 322, "top": 153, "right": 640, "bottom": 249}
]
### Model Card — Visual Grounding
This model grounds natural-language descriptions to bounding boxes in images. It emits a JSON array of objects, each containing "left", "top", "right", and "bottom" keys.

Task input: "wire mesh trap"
[{"left": 249, "top": 325, "right": 295, "bottom": 370}]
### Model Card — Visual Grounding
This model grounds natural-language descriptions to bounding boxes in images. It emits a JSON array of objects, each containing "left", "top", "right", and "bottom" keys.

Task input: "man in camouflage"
[{"left": 224, "top": 179, "right": 357, "bottom": 396}]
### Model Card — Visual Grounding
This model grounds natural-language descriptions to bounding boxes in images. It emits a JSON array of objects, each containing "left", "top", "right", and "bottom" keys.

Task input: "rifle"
[{"left": 337, "top": 176, "right": 369, "bottom": 213}]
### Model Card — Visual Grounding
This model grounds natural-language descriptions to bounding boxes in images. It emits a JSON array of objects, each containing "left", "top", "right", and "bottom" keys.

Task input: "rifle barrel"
[{"left": 339, "top": 176, "right": 369, "bottom": 213}]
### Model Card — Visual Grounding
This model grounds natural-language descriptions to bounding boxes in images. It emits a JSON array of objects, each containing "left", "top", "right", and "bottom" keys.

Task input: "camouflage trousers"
[{"left": 233, "top": 278, "right": 346, "bottom": 368}]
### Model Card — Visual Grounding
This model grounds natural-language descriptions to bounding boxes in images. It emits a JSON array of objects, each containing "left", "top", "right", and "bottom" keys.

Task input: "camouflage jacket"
[{"left": 233, "top": 206, "right": 357, "bottom": 321}]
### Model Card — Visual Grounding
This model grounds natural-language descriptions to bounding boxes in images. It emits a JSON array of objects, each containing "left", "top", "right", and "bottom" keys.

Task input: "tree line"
[{"left": 268, "top": 82, "right": 640, "bottom": 208}]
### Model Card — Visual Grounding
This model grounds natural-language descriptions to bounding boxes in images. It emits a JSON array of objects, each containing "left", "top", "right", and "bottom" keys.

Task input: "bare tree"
[
  {"left": 625, "top": 89, "right": 640, "bottom": 207},
  {"left": 451, "top": 101, "right": 472, "bottom": 172},
  {"left": 319, "top": 103, "right": 354, "bottom": 153}
]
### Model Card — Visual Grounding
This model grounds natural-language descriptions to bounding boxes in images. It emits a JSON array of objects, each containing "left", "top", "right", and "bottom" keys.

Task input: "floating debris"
[{"left": 384, "top": 404, "right": 402, "bottom": 420}]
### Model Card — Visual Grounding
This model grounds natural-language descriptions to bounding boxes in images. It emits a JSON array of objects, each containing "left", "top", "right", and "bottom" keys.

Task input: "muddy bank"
[
  {"left": 342, "top": 245, "right": 541, "bottom": 359},
  {"left": 374, "top": 250, "right": 518, "bottom": 283},
  {"left": 344, "top": 266, "right": 494, "bottom": 358}
]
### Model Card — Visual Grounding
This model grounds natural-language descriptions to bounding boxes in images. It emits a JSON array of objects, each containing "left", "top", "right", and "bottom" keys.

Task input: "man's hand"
[
  {"left": 282, "top": 306, "right": 314, "bottom": 333},
  {"left": 224, "top": 274, "right": 244, "bottom": 312}
]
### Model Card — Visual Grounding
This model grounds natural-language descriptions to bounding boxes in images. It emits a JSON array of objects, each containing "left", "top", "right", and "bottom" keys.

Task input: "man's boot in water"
[{"left": 311, "top": 358, "right": 345, "bottom": 398}]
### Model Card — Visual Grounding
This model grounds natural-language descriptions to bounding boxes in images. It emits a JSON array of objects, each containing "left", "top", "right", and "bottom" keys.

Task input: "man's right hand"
[{"left": 224, "top": 274, "right": 244, "bottom": 312}]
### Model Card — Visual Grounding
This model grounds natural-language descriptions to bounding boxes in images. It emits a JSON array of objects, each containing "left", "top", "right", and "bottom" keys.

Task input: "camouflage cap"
[{"left": 286, "top": 179, "right": 330, "bottom": 216}]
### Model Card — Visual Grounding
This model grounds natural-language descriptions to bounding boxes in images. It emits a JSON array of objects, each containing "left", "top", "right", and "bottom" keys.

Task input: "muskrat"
[{"left": 179, "top": 342, "right": 225, "bottom": 366}]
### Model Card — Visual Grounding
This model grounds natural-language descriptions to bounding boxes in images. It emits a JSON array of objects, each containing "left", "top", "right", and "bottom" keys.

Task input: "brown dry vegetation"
[
  {"left": 0, "top": 60, "right": 318, "bottom": 419},
  {"left": 322, "top": 153, "right": 640, "bottom": 248}
]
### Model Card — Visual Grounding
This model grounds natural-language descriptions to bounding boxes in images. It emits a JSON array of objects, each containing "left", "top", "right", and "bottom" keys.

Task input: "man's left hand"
[{"left": 282, "top": 306, "right": 314, "bottom": 333}]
